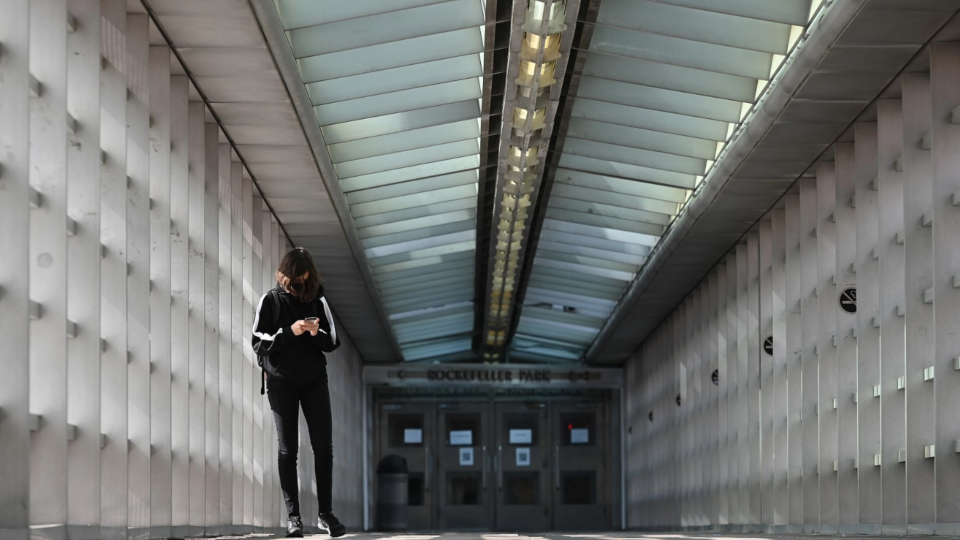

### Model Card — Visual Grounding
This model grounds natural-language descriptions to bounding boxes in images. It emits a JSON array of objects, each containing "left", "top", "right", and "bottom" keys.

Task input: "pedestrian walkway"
[{"left": 188, "top": 534, "right": 950, "bottom": 540}]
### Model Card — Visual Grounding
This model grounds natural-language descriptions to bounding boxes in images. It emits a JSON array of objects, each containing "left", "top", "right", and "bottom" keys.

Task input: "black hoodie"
[{"left": 252, "top": 284, "right": 341, "bottom": 390}]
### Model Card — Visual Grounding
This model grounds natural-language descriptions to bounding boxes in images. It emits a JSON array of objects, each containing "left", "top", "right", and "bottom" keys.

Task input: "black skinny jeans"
[{"left": 267, "top": 373, "right": 333, "bottom": 518}]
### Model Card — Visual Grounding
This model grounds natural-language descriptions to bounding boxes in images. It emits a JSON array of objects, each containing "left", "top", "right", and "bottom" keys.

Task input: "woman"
[{"left": 252, "top": 247, "right": 347, "bottom": 538}]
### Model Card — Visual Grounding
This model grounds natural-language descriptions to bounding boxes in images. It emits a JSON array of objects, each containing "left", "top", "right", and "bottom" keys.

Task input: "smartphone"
[{"left": 304, "top": 317, "right": 319, "bottom": 323}]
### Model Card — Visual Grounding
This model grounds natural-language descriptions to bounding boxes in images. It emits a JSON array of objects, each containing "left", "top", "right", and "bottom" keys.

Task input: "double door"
[{"left": 377, "top": 399, "right": 609, "bottom": 531}]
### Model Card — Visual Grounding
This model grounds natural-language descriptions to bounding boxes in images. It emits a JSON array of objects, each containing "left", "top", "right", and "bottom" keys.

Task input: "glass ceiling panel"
[
  {"left": 548, "top": 197, "right": 673, "bottom": 226},
  {"left": 354, "top": 198, "right": 476, "bottom": 230},
  {"left": 321, "top": 101, "right": 480, "bottom": 144},
  {"left": 362, "top": 220, "right": 476, "bottom": 249},
  {"left": 555, "top": 169, "right": 688, "bottom": 203},
  {"left": 307, "top": 55, "right": 483, "bottom": 105},
  {"left": 347, "top": 171, "right": 477, "bottom": 205},
  {"left": 297, "top": 28, "right": 484, "bottom": 83},
  {"left": 565, "top": 118, "right": 718, "bottom": 160},
  {"left": 590, "top": 26, "right": 773, "bottom": 80},
  {"left": 315, "top": 79, "right": 482, "bottom": 125},
  {"left": 512, "top": 0, "right": 816, "bottom": 362},
  {"left": 340, "top": 155, "right": 480, "bottom": 192},
  {"left": 574, "top": 78, "right": 743, "bottom": 123},
  {"left": 550, "top": 183, "right": 680, "bottom": 216},
  {"left": 582, "top": 53, "right": 757, "bottom": 103},
  {"left": 276, "top": 0, "right": 486, "bottom": 362},
  {"left": 328, "top": 119, "right": 480, "bottom": 162},
  {"left": 570, "top": 99, "right": 729, "bottom": 141},
  {"left": 357, "top": 207, "right": 476, "bottom": 238},
  {"left": 337, "top": 140, "right": 479, "bottom": 180},
  {"left": 287, "top": 0, "right": 484, "bottom": 57},
  {"left": 596, "top": 0, "right": 790, "bottom": 54}
]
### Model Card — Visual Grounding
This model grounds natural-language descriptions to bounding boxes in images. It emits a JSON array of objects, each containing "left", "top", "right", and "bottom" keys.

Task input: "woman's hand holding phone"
[
  {"left": 304, "top": 317, "right": 320, "bottom": 336},
  {"left": 291, "top": 318, "right": 320, "bottom": 336}
]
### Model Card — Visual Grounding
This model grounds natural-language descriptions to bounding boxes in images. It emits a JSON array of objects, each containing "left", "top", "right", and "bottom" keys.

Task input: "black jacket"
[{"left": 252, "top": 285, "right": 340, "bottom": 390}]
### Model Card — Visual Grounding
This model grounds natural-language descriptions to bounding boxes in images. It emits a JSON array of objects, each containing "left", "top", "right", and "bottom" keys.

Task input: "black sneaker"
[
  {"left": 319, "top": 512, "right": 346, "bottom": 537},
  {"left": 286, "top": 515, "right": 304, "bottom": 538}
]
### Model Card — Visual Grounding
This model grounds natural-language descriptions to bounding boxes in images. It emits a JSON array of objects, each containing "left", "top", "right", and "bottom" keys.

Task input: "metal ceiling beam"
[
  {"left": 478, "top": 0, "right": 584, "bottom": 362},
  {"left": 506, "top": 0, "right": 603, "bottom": 362},
  {"left": 472, "top": 0, "right": 510, "bottom": 354}
]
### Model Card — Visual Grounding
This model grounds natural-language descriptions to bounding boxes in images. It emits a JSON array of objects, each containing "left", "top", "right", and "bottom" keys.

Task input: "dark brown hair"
[{"left": 276, "top": 247, "right": 322, "bottom": 301}]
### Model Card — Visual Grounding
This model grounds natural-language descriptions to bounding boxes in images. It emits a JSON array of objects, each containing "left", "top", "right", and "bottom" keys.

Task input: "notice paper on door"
[
  {"left": 570, "top": 428, "right": 589, "bottom": 444},
  {"left": 509, "top": 429, "right": 532, "bottom": 444},
  {"left": 459, "top": 447, "right": 474, "bottom": 466},
  {"left": 516, "top": 447, "right": 531, "bottom": 466},
  {"left": 403, "top": 428, "right": 422, "bottom": 444},
  {"left": 449, "top": 430, "right": 472, "bottom": 445}
]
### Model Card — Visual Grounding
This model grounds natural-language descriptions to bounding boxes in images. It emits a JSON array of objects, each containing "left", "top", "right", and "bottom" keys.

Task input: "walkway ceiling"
[
  {"left": 144, "top": 0, "right": 960, "bottom": 365},
  {"left": 588, "top": 0, "right": 960, "bottom": 365}
]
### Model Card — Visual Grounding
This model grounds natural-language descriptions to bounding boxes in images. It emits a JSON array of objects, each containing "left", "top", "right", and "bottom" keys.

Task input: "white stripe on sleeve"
[
  {"left": 320, "top": 296, "right": 337, "bottom": 344},
  {"left": 252, "top": 293, "right": 283, "bottom": 341}
]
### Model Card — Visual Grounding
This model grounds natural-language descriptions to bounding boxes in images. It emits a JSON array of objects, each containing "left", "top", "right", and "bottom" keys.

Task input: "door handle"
[
  {"left": 497, "top": 444, "right": 503, "bottom": 491},
  {"left": 554, "top": 445, "right": 560, "bottom": 492},
  {"left": 482, "top": 445, "right": 487, "bottom": 491},
  {"left": 425, "top": 445, "right": 431, "bottom": 492}
]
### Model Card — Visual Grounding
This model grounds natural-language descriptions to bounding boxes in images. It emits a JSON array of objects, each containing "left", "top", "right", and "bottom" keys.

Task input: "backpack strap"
[{"left": 260, "top": 287, "right": 282, "bottom": 396}]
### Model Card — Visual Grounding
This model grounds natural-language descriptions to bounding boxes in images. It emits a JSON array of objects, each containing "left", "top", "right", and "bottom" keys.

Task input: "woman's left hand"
[{"left": 305, "top": 320, "right": 320, "bottom": 336}]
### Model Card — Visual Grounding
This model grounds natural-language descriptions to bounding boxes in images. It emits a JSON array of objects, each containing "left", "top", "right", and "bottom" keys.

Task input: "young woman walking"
[{"left": 252, "top": 247, "right": 347, "bottom": 538}]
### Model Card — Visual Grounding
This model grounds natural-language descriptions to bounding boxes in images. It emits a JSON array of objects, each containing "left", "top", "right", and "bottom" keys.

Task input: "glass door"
[
  {"left": 378, "top": 402, "right": 436, "bottom": 530},
  {"left": 494, "top": 402, "right": 550, "bottom": 531},
  {"left": 437, "top": 402, "right": 492, "bottom": 530},
  {"left": 550, "top": 401, "right": 609, "bottom": 530}
]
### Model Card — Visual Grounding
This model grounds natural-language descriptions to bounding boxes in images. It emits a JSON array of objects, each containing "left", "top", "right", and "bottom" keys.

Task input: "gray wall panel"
[
  {"left": 0, "top": 6, "right": 366, "bottom": 538},
  {"left": 625, "top": 63, "right": 960, "bottom": 532},
  {"left": 877, "top": 99, "right": 906, "bottom": 532}
]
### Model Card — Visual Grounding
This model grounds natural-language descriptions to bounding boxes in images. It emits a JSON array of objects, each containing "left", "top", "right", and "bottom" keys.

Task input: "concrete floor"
[{"left": 190, "top": 533, "right": 960, "bottom": 540}]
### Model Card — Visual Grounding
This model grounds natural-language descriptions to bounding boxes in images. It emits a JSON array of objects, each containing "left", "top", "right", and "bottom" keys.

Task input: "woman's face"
[{"left": 282, "top": 272, "right": 310, "bottom": 295}]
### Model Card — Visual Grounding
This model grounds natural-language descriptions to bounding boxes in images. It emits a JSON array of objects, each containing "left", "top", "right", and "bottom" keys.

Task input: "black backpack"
[{"left": 259, "top": 288, "right": 281, "bottom": 395}]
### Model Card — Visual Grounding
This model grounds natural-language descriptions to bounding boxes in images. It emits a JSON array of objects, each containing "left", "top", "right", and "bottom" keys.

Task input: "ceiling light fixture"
[{"left": 481, "top": 0, "right": 573, "bottom": 363}]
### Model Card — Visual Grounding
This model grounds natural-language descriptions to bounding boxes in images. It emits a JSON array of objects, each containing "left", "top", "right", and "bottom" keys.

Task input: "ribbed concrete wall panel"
[
  {"left": 626, "top": 52, "right": 960, "bottom": 533},
  {"left": 0, "top": 5, "right": 364, "bottom": 538}
]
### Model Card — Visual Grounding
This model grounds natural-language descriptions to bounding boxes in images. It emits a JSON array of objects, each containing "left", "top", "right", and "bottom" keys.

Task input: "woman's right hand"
[{"left": 291, "top": 320, "right": 309, "bottom": 336}]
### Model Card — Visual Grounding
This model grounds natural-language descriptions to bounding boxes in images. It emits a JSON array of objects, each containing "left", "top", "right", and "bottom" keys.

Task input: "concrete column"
[
  {"left": 147, "top": 43, "right": 172, "bottom": 540},
  {"left": 930, "top": 43, "right": 960, "bottom": 534},
  {"left": 834, "top": 143, "right": 859, "bottom": 531},
  {"left": 784, "top": 194, "right": 803, "bottom": 528},
  {"left": 798, "top": 177, "right": 819, "bottom": 531},
  {"left": 815, "top": 162, "right": 838, "bottom": 533},
  {"left": 28, "top": 0, "right": 70, "bottom": 536},
  {"left": 186, "top": 99, "right": 207, "bottom": 535},
  {"left": 230, "top": 159, "right": 245, "bottom": 531},
  {"left": 771, "top": 208, "right": 789, "bottom": 527},
  {"left": 901, "top": 73, "right": 936, "bottom": 533},
  {"left": 745, "top": 232, "right": 760, "bottom": 526},
  {"left": 734, "top": 242, "right": 749, "bottom": 526},
  {"left": 217, "top": 144, "right": 234, "bottom": 532},
  {"left": 203, "top": 123, "right": 221, "bottom": 534},
  {"left": 715, "top": 262, "right": 729, "bottom": 527},
  {"left": 99, "top": 2, "right": 129, "bottom": 537},
  {"left": 877, "top": 99, "right": 907, "bottom": 534},
  {"left": 168, "top": 75, "right": 191, "bottom": 538},
  {"left": 758, "top": 219, "right": 775, "bottom": 527},
  {"left": 125, "top": 14, "right": 152, "bottom": 537},
  {"left": 242, "top": 169, "right": 254, "bottom": 529},
  {"left": 724, "top": 251, "right": 740, "bottom": 527},
  {"left": 854, "top": 122, "right": 881, "bottom": 530},
  {"left": 65, "top": 1, "right": 103, "bottom": 538},
  {"left": 0, "top": 2, "right": 32, "bottom": 538}
]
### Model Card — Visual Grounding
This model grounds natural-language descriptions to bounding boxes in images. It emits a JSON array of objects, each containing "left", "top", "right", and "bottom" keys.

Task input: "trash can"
[{"left": 376, "top": 455, "right": 409, "bottom": 531}]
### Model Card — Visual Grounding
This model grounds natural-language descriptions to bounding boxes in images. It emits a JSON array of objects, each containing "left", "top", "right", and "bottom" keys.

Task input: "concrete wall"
[
  {"left": 0, "top": 2, "right": 364, "bottom": 538},
  {"left": 625, "top": 46, "right": 960, "bottom": 536}
]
